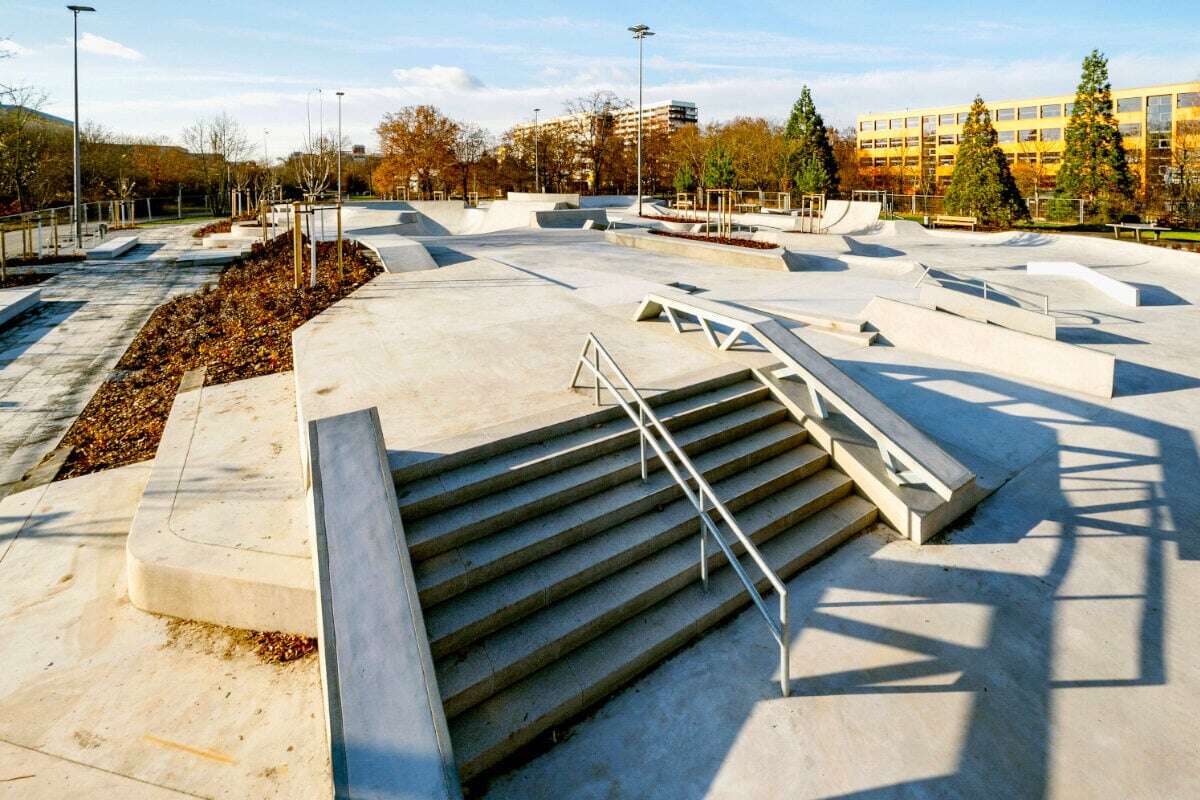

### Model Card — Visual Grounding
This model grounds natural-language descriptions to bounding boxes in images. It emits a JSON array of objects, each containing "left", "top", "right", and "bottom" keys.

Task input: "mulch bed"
[
  {"left": 640, "top": 214, "right": 702, "bottom": 224},
  {"left": 56, "top": 234, "right": 381, "bottom": 479},
  {"left": 192, "top": 219, "right": 234, "bottom": 239},
  {"left": 648, "top": 229, "right": 778, "bottom": 250},
  {"left": 0, "top": 271, "right": 55, "bottom": 289}
]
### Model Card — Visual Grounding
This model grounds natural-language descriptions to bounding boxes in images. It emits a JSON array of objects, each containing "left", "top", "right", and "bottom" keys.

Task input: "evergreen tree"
[
  {"left": 702, "top": 143, "right": 736, "bottom": 188},
  {"left": 673, "top": 162, "right": 695, "bottom": 195},
  {"left": 944, "top": 96, "right": 1028, "bottom": 226},
  {"left": 1055, "top": 49, "right": 1134, "bottom": 212},
  {"left": 784, "top": 86, "right": 838, "bottom": 195}
]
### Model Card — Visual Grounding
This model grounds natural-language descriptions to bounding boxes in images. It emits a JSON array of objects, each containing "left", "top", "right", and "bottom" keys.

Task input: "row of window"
[
  {"left": 861, "top": 118, "right": 1199, "bottom": 149},
  {"left": 860, "top": 152, "right": 1065, "bottom": 169},
  {"left": 858, "top": 91, "right": 1200, "bottom": 133}
]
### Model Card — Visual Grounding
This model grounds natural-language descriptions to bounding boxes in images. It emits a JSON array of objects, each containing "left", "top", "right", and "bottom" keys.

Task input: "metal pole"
[
  {"left": 336, "top": 202, "right": 343, "bottom": 284},
  {"left": 533, "top": 108, "right": 540, "bottom": 193},
  {"left": 336, "top": 92, "right": 344, "bottom": 201},
  {"left": 69, "top": 6, "right": 97, "bottom": 249},
  {"left": 639, "top": 405, "right": 647, "bottom": 481},
  {"left": 637, "top": 35, "right": 642, "bottom": 215},
  {"left": 699, "top": 493, "right": 708, "bottom": 589},
  {"left": 780, "top": 597, "right": 790, "bottom": 697}
]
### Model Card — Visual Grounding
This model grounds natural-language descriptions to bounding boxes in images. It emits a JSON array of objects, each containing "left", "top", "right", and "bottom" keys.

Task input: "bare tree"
[
  {"left": 0, "top": 85, "right": 54, "bottom": 211},
  {"left": 453, "top": 121, "right": 488, "bottom": 201},
  {"left": 564, "top": 91, "right": 630, "bottom": 194},
  {"left": 182, "top": 112, "right": 249, "bottom": 214},
  {"left": 294, "top": 130, "right": 334, "bottom": 200}
]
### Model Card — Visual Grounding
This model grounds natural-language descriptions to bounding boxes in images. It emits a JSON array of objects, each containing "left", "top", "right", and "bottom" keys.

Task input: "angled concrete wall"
[
  {"left": 863, "top": 296, "right": 1115, "bottom": 398},
  {"left": 919, "top": 284, "right": 1056, "bottom": 339},
  {"left": 1027, "top": 261, "right": 1141, "bottom": 306},
  {"left": 605, "top": 228, "right": 788, "bottom": 271},
  {"left": 531, "top": 208, "right": 608, "bottom": 229}
]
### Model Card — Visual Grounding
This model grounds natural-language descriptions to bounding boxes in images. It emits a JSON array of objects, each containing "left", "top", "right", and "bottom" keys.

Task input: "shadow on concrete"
[
  {"left": 844, "top": 238, "right": 904, "bottom": 258},
  {"left": 1054, "top": 327, "right": 1147, "bottom": 346},
  {"left": 1113, "top": 360, "right": 1200, "bottom": 397},
  {"left": 782, "top": 253, "right": 848, "bottom": 272},
  {"left": 0, "top": 300, "right": 86, "bottom": 363},
  {"left": 1128, "top": 282, "right": 1190, "bottom": 307},
  {"left": 424, "top": 244, "right": 476, "bottom": 267}
]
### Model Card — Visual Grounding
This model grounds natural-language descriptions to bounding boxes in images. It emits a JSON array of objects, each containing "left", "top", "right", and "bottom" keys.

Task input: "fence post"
[
  {"left": 307, "top": 205, "right": 317, "bottom": 289},
  {"left": 292, "top": 201, "right": 302, "bottom": 289}
]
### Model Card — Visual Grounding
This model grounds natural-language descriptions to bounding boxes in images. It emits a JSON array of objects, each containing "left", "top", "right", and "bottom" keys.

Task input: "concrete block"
[
  {"left": 1027, "top": 260, "right": 1141, "bottom": 306},
  {"left": 605, "top": 228, "right": 789, "bottom": 271},
  {"left": 0, "top": 287, "right": 40, "bottom": 329},
  {"left": 86, "top": 235, "right": 138, "bottom": 259},
  {"left": 863, "top": 296, "right": 1115, "bottom": 398},
  {"left": 356, "top": 233, "right": 437, "bottom": 272},
  {"left": 920, "top": 284, "right": 1056, "bottom": 338},
  {"left": 307, "top": 407, "right": 460, "bottom": 799}
]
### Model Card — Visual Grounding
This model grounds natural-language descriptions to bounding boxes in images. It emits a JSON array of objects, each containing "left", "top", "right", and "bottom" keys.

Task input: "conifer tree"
[
  {"left": 784, "top": 86, "right": 838, "bottom": 195},
  {"left": 673, "top": 162, "right": 695, "bottom": 195},
  {"left": 702, "top": 143, "right": 736, "bottom": 188},
  {"left": 1055, "top": 49, "right": 1134, "bottom": 212},
  {"left": 944, "top": 96, "right": 1028, "bottom": 226}
]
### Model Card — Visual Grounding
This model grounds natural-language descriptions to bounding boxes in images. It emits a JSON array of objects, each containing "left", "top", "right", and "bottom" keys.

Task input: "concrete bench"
[
  {"left": 307, "top": 407, "right": 461, "bottom": 799},
  {"left": 1107, "top": 222, "right": 1170, "bottom": 242},
  {"left": 86, "top": 235, "right": 139, "bottom": 259},
  {"left": 0, "top": 287, "right": 41, "bottom": 329},
  {"left": 931, "top": 215, "right": 977, "bottom": 231}
]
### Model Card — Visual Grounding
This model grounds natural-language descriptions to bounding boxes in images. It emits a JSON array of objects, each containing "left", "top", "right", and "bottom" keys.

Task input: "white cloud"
[
  {"left": 0, "top": 39, "right": 33, "bottom": 57},
  {"left": 75, "top": 32, "right": 144, "bottom": 61},
  {"left": 391, "top": 65, "right": 483, "bottom": 93}
]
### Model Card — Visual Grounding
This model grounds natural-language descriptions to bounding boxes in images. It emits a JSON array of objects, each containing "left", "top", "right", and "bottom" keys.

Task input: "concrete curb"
[{"left": 605, "top": 228, "right": 789, "bottom": 271}]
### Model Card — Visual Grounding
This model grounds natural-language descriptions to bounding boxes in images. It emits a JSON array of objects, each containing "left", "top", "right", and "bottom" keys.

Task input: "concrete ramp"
[{"left": 820, "top": 201, "right": 882, "bottom": 234}]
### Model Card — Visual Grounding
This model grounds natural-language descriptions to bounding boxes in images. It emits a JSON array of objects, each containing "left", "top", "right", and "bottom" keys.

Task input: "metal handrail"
[
  {"left": 913, "top": 265, "right": 1050, "bottom": 314},
  {"left": 568, "top": 333, "right": 791, "bottom": 696}
]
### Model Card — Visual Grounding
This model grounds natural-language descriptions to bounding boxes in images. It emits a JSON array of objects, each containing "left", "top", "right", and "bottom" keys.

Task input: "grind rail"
[{"left": 569, "top": 333, "right": 792, "bottom": 697}]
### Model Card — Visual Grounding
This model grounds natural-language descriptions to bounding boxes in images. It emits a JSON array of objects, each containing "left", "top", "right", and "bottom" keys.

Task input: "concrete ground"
[
  {"left": 0, "top": 224, "right": 220, "bottom": 495},
  {"left": 0, "top": 464, "right": 328, "bottom": 797}
]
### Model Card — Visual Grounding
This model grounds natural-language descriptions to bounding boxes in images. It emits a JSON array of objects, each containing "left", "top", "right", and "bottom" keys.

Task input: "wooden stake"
[{"left": 292, "top": 201, "right": 302, "bottom": 289}]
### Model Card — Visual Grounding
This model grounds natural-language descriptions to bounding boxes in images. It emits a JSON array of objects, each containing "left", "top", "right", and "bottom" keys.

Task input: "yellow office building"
[{"left": 855, "top": 81, "right": 1200, "bottom": 195}]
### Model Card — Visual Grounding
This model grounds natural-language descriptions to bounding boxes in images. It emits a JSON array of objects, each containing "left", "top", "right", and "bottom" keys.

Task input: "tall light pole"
[
  {"left": 533, "top": 108, "right": 540, "bottom": 193},
  {"left": 336, "top": 91, "right": 344, "bottom": 201},
  {"left": 628, "top": 24, "right": 654, "bottom": 216},
  {"left": 68, "top": 5, "right": 96, "bottom": 246}
]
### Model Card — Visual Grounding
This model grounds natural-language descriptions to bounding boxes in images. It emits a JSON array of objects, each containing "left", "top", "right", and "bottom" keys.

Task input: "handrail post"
[
  {"left": 593, "top": 347, "right": 601, "bottom": 406},
  {"left": 780, "top": 593, "right": 790, "bottom": 697},
  {"left": 699, "top": 490, "right": 708, "bottom": 590},
  {"left": 639, "top": 405, "right": 647, "bottom": 481}
]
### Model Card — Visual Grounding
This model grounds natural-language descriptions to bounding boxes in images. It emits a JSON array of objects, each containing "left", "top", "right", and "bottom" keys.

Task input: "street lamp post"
[
  {"left": 628, "top": 24, "right": 654, "bottom": 217},
  {"left": 67, "top": 5, "right": 96, "bottom": 247},
  {"left": 533, "top": 108, "right": 540, "bottom": 194},
  {"left": 336, "top": 91, "right": 344, "bottom": 201}
]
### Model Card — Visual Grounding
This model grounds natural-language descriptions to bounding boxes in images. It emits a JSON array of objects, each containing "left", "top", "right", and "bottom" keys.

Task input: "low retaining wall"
[
  {"left": 531, "top": 208, "right": 608, "bottom": 229},
  {"left": 1027, "top": 261, "right": 1141, "bottom": 306},
  {"left": 863, "top": 296, "right": 1114, "bottom": 398},
  {"left": 507, "top": 191, "right": 580, "bottom": 207},
  {"left": 605, "top": 228, "right": 789, "bottom": 271},
  {"left": 357, "top": 234, "right": 438, "bottom": 272},
  {"left": 86, "top": 235, "right": 138, "bottom": 259},
  {"left": 920, "top": 284, "right": 1056, "bottom": 339}
]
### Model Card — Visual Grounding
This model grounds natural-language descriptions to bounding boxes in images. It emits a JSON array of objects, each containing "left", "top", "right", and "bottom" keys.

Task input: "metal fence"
[
  {"left": 874, "top": 193, "right": 1088, "bottom": 223},
  {"left": 0, "top": 195, "right": 212, "bottom": 261}
]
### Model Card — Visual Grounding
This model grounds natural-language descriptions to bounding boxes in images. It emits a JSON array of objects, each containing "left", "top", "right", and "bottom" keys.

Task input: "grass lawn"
[{"left": 136, "top": 215, "right": 222, "bottom": 228}]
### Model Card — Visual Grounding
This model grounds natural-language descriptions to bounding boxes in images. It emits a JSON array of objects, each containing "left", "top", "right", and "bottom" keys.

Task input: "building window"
[
  {"left": 859, "top": 158, "right": 873, "bottom": 168},
  {"left": 1042, "top": 152, "right": 1061, "bottom": 164},
  {"left": 1065, "top": 102, "right": 1074, "bottom": 116},
  {"left": 995, "top": 108, "right": 1015, "bottom": 121},
  {"left": 939, "top": 113, "right": 955, "bottom": 125},
  {"left": 1019, "top": 129, "right": 1038, "bottom": 142},
  {"left": 938, "top": 155, "right": 955, "bottom": 167},
  {"left": 905, "top": 136, "right": 919, "bottom": 147},
  {"left": 889, "top": 157, "right": 902, "bottom": 166},
  {"left": 1117, "top": 96, "right": 1143, "bottom": 113},
  {"left": 938, "top": 134, "right": 955, "bottom": 146},
  {"left": 906, "top": 116, "right": 919, "bottom": 128},
  {"left": 1179, "top": 92, "right": 1200, "bottom": 108},
  {"left": 1148, "top": 94, "right": 1172, "bottom": 149},
  {"left": 1004, "top": 153, "right": 1015, "bottom": 163},
  {"left": 1018, "top": 106, "right": 1037, "bottom": 119},
  {"left": 923, "top": 115, "right": 937, "bottom": 135},
  {"left": 1017, "top": 153, "right": 1037, "bottom": 164},
  {"left": 860, "top": 121, "right": 871, "bottom": 131},
  {"left": 1119, "top": 123, "right": 1142, "bottom": 137},
  {"left": 890, "top": 118, "right": 903, "bottom": 129},
  {"left": 887, "top": 138, "right": 900, "bottom": 147},
  {"left": 1041, "top": 128, "right": 1062, "bottom": 141},
  {"left": 874, "top": 158, "right": 887, "bottom": 167},
  {"left": 997, "top": 130, "right": 1015, "bottom": 143},
  {"left": 875, "top": 119, "right": 887, "bottom": 131},
  {"left": 1041, "top": 104, "right": 1062, "bottom": 118},
  {"left": 904, "top": 156, "right": 919, "bottom": 166},
  {"left": 957, "top": 112, "right": 970, "bottom": 124}
]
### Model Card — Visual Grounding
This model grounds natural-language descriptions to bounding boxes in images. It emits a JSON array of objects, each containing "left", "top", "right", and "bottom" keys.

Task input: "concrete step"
[
  {"left": 414, "top": 422, "right": 810, "bottom": 607},
  {"left": 423, "top": 444, "right": 829, "bottom": 655},
  {"left": 405, "top": 400, "right": 789, "bottom": 561},
  {"left": 436, "top": 467, "right": 854, "bottom": 718},
  {"left": 448, "top": 494, "right": 879, "bottom": 780},
  {"left": 397, "top": 378, "right": 770, "bottom": 520}
]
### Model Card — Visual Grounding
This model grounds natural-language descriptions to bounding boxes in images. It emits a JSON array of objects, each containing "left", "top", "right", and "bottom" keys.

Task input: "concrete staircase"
[{"left": 393, "top": 369, "right": 879, "bottom": 780}]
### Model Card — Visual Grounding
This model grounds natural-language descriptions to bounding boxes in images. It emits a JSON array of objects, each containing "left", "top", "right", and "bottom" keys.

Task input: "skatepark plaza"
[{"left": 2, "top": 193, "right": 1198, "bottom": 799}]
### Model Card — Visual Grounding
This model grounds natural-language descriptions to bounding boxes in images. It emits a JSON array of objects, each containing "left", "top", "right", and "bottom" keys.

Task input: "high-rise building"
[
  {"left": 855, "top": 81, "right": 1200, "bottom": 195},
  {"left": 516, "top": 100, "right": 698, "bottom": 143}
]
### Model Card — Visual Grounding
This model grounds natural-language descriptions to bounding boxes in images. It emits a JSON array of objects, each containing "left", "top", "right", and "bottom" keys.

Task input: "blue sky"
[{"left": 3, "top": 0, "right": 1199, "bottom": 155}]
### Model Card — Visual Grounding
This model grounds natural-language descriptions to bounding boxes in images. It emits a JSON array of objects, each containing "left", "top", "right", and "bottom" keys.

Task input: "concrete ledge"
[
  {"left": 1027, "top": 260, "right": 1141, "bottom": 306},
  {"left": 0, "top": 287, "right": 41, "bottom": 329},
  {"left": 605, "top": 228, "right": 789, "bottom": 271},
  {"left": 507, "top": 191, "right": 580, "bottom": 207},
  {"left": 86, "top": 235, "right": 139, "bottom": 259},
  {"left": 754, "top": 366, "right": 988, "bottom": 543},
  {"left": 356, "top": 234, "right": 438, "bottom": 272},
  {"left": 920, "top": 284, "right": 1056, "bottom": 339},
  {"left": 863, "top": 296, "right": 1115, "bottom": 398},
  {"left": 126, "top": 370, "right": 315, "bottom": 635},
  {"left": 307, "top": 407, "right": 461, "bottom": 799}
]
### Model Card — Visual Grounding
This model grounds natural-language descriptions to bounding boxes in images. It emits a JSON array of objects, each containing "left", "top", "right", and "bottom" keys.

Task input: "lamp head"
[
  {"left": 628, "top": 23, "right": 653, "bottom": 37},
  {"left": 67, "top": 5, "right": 96, "bottom": 12}
]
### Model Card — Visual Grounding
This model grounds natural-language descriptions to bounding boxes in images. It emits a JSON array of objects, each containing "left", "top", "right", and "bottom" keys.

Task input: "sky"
[{"left": 3, "top": 0, "right": 1199, "bottom": 157}]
